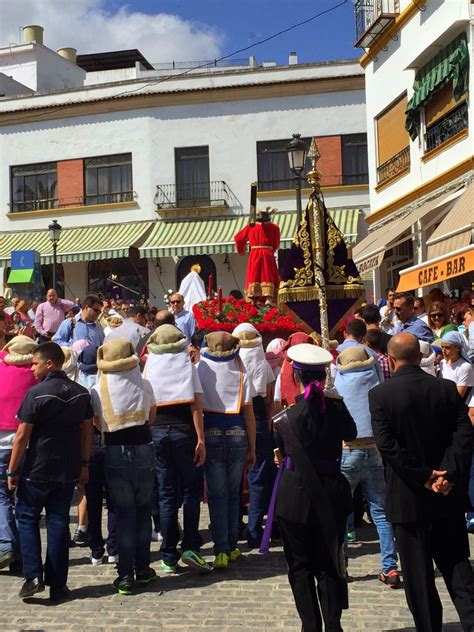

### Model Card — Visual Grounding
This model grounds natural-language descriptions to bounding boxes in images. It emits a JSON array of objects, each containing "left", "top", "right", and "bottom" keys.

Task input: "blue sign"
[{"left": 11, "top": 250, "right": 40, "bottom": 270}]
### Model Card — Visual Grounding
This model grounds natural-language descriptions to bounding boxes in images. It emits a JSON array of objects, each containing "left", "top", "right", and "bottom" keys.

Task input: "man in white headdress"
[{"left": 178, "top": 264, "right": 206, "bottom": 314}]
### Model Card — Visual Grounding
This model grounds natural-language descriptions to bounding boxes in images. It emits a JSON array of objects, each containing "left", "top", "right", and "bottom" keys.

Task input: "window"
[
  {"left": 341, "top": 134, "right": 368, "bottom": 185},
  {"left": 11, "top": 162, "right": 57, "bottom": 212},
  {"left": 257, "top": 138, "right": 312, "bottom": 192},
  {"left": 376, "top": 95, "right": 410, "bottom": 185},
  {"left": 85, "top": 153, "right": 133, "bottom": 205},
  {"left": 424, "top": 81, "right": 468, "bottom": 154},
  {"left": 175, "top": 146, "right": 210, "bottom": 207}
]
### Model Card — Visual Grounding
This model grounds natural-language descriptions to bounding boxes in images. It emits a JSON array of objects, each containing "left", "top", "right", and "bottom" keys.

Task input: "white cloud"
[{"left": 0, "top": 0, "right": 225, "bottom": 63}]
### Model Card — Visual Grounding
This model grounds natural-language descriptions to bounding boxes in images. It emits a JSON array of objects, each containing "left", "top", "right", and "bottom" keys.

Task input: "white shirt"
[
  {"left": 274, "top": 373, "right": 281, "bottom": 402},
  {"left": 439, "top": 358, "right": 474, "bottom": 387}
]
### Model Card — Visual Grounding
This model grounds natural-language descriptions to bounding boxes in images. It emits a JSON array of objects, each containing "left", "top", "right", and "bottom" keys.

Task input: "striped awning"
[
  {"left": 0, "top": 221, "right": 153, "bottom": 266},
  {"left": 140, "top": 209, "right": 361, "bottom": 258}
]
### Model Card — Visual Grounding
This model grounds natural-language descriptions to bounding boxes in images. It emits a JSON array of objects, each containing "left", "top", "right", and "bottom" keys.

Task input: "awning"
[
  {"left": 352, "top": 188, "right": 464, "bottom": 274},
  {"left": 405, "top": 32, "right": 469, "bottom": 140},
  {"left": 426, "top": 183, "right": 473, "bottom": 260},
  {"left": 139, "top": 209, "right": 362, "bottom": 257},
  {"left": 397, "top": 244, "right": 474, "bottom": 292},
  {"left": 7, "top": 269, "right": 34, "bottom": 284},
  {"left": 0, "top": 221, "right": 153, "bottom": 266}
]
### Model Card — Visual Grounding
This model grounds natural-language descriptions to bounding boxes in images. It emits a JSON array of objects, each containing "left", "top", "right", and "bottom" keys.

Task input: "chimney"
[
  {"left": 57, "top": 47, "right": 77, "bottom": 64},
  {"left": 289, "top": 52, "right": 298, "bottom": 65},
  {"left": 249, "top": 55, "right": 257, "bottom": 68},
  {"left": 23, "top": 25, "right": 44, "bottom": 45}
]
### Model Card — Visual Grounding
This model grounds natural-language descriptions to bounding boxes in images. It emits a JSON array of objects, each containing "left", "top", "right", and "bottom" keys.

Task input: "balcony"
[
  {"left": 258, "top": 173, "right": 369, "bottom": 192},
  {"left": 10, "top": 191, "right": 137, "bottom": 214},
  {"left": 354, "top": 0, "right": 399, "bottom": 49},
  {"left": 154, "top": 181, "right": 230, "bottom": 218},
  {"left": 424, "top": 101, "right": 468, "bottom": 154},
  {"left": 377, "top": 146, "right": 410, "bottom": 186}
]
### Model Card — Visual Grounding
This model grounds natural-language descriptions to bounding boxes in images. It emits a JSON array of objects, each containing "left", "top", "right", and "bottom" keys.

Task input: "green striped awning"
[
  {"left": 0, "top": 221, "right": 153, "bottom": 266},
  {"left": 139, "top": 209, "right": 361, "bottom": 258},
  {"left": 406, "top": 33, "right": 469, "bottom": 140}
]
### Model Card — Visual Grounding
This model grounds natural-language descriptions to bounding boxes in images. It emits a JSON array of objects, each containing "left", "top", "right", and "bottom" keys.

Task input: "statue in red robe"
[{"left": 234, "top": 208, "right": 280, "bottom": 302}]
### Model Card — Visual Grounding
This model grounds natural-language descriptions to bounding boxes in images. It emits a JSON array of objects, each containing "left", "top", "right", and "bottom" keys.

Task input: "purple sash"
[{"left": 259, "top": 455, "right": 292, "bottom": 555}]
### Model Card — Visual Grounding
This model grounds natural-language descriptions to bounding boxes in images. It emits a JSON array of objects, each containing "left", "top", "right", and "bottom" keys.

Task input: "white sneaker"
[
  {"left": 90, "top": 555, "right": 103, "bottom": 566},
  {"left": 108, "top": 555, "right": 118, "bottom": 564},
  {"left": 151, "top": 530, "right": 163, "bottom": 542}
]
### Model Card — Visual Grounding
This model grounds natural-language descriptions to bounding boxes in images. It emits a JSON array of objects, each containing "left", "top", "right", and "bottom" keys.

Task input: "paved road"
[{"left": 0, "top": 510, "right": 467, "bottom": 631}]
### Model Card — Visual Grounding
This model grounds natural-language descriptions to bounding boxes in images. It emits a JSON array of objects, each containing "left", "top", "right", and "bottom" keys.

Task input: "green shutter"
[{"left": 406, "top": 33, "right": 469, "bottom": 140}]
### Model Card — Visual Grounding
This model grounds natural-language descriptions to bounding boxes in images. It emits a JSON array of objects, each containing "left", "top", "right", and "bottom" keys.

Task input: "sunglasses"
[
  {"left": 170, "top": 300, "right": 182, "bottom": 305},
  {"left": 430, "top": 313, "right": 444, "bottom": 318}
]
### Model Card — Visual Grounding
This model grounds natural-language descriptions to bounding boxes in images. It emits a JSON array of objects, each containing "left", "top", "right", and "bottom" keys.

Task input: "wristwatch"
[{"left": 6, "top": 470, "right": 19, "bottom": 477}]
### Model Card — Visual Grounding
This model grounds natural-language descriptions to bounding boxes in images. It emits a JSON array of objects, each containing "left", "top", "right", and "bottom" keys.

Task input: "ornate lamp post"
[
  {"left": 48, "top": 219, "right": 62, "bottom": 292},
  {"left": 286, "top": 133, "right": 308, "bottom": 225}
]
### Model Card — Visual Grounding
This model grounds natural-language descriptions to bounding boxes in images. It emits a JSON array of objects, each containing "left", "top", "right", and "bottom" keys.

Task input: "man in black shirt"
[{"left": 7, "top": 343, "right": 93, "bottom": 601}]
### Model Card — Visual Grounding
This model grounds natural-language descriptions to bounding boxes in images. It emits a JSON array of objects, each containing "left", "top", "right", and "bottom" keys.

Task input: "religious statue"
[
  {"left": 178, "top": 263, "right": 207, "bottom": 312},
  {"left": 234, "top": 206, "right": 280, "bottom": 303}
]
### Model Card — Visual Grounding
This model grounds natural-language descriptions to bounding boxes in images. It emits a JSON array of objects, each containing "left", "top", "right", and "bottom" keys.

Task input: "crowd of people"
[{"left": 0, "top": 285, "right": 473, "bottom": 631}]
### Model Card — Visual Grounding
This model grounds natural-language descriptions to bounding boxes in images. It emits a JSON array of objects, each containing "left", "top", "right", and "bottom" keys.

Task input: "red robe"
[{"left": 234, "top": 221, "right": 280, "bottom": 299}]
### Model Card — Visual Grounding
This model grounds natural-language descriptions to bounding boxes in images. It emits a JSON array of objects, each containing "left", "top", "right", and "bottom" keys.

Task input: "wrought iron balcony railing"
[
  {"left": 377, "top": 146, "right": 410, "bottom": 185},
  {"left": 10, "top": 191, "right": 136, "bottom": 213},
  {"left": 154, "top": 181, "right": 230, "bottom": 210},
  {"left": 257, "top": 173, "right": 369, "bottom": 192},
  {"left": 424, "top": 101, "right": 468, "bottom": 154},
  {"left": 355, "top": 0, "right": 399, "bottom": 49}
]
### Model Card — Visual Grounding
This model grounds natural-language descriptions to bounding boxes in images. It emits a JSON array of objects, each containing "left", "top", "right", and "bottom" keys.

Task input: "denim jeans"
[
  {"left": 16, "top": 479, "right": 75, "bottom": 587},
  {"left": 341, "top": 448, "right": 398, "bottom": 573},
  {"left": 85, "top": 439, "right": 117, "bottom": 559},
  {"left": 247, "top": 416, "right": 277, "bottom": 546},
  {"left": 153, "top": 426, "right": 202, "bottom": 566},
  {"left": 105, "top": 443, "right": 155, "bottom": 579},
  {"left": 204, "top": 427, "right": 247, "bottom": 555},
  {"left": 0, "top": 449, "right": 18, "bottom": 554}
]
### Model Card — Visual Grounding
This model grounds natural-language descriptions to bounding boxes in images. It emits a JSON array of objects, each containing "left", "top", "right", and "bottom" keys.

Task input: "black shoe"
[
  {"left": 19, "top": 577, "right": 45, "bottom": 599},
  {"left": 113, "top": 576, "right": 134, "bottom": 595},
  {"left": 136, "top": 568, "right": 158, "bottom": 584},
  {"left": 50, "top": 585, "right": 72, "bottom": 602},
  {"left": 72, "top": 528, "right": 90, "bottom": 546}
]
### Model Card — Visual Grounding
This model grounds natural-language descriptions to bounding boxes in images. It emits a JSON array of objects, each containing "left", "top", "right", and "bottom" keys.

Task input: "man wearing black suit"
[{"left": 369, "top": 333, "right": 474, "bottom": 632}]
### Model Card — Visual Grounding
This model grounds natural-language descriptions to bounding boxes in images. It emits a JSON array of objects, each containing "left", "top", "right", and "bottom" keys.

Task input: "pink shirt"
[
  {"left": 0, "top": 352, "right": 38, "bottom": 431},
  {"left": 34, "top": 298, "right": 75, "bottom": 335}
]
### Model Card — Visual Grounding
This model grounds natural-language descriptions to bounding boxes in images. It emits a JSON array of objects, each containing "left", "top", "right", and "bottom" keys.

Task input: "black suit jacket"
[{"left": 369, "top": 364, "right": 472, "bottom": 523}]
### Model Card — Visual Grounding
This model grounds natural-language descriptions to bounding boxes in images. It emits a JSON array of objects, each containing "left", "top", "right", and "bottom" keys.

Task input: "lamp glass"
[
  {"left": 48, "top": 220, "right": 62, "bottom": 244},
  {"left": 287, "top": 134, "right": 308, "bottom": 176}
]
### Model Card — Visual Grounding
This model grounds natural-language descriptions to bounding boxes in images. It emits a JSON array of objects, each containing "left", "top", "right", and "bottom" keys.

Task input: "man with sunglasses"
[
  {"left": 53, "top": 295, "right": 104, "bottom": 352},
  {"left": 392, "top": 292, "right": 434, "bottom": 342},
  {"left": 169, "top": 293, "right": 195, "bottom": 344}
]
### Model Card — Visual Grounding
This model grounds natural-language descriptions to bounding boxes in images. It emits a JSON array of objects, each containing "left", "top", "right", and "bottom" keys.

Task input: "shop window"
[
  {"left": 176, "top": 255, "right": 216, "bottom": 294},
  {"left": 385, "top": 238, "right": 414, "bottom": 289},
  {"left": 376, "top": 95, "right": 410, "bottom": 185},
  {"left": 257, "top": 138, "right": 312, "bottom": 192},
  {"left": 88, "top": 254, "right": 148, "bottom": 301},
  {"left": 175, "top": 146, "right": 210, "bottom": 207},
  {"left": 84, "top": 153, "right": 133, "bottom": 205},
  {"left": 341, "top": 134, "right": 368, "bottom": 185},
  {"left": 10, "top": 162, "right": 57, "bottom": 212}
]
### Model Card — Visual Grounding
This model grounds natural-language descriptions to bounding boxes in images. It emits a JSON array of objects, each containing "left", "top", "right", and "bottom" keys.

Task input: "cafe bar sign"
[{"left": 397, "top": 245, "right": 474, "bottom": 292}]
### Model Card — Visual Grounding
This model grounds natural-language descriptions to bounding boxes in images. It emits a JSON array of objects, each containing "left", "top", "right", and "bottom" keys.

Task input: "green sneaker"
[
  {"left": 346, "top": 530, "right": 356, "bottom": 543},
  {"left": 113, "top": 576, "right": 133, "bottom": 596},
  {"left": 229, "top": 548, "right": 241, "bottom": 562},
  {"left": 160, "top": 560, "right": 177, "bottom": 573},
  {"left": 213, "top": 552, "right": 229, "bottom": 569},
  {"left": 181, "top": 550, "right": 213, "bottom": 573},
  {"left": 136, "top": 567, "right": 158, "bottom": 584}
]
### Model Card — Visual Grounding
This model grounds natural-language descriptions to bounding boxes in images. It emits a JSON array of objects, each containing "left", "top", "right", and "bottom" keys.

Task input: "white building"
[
  {"left": 352, "top": 0, "right": 473, "bottom": 300},
  {"left": 0, "top": 25, "right": 370, "bottom": 304}
]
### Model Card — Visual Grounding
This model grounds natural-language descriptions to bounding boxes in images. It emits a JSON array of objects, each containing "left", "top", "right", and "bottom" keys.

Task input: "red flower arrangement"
[{"left": 192, "top": 297, "right": 301, "bottom": 333}]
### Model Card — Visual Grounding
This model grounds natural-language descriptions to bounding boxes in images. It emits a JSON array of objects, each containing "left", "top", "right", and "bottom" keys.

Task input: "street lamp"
[
  {"left": 48, "top": 219, "right": 62, "bottom": 292},
  {"left": 286, "top": 133, "right": 308, "bottom": 226}
]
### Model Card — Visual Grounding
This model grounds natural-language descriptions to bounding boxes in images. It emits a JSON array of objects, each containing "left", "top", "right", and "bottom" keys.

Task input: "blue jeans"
[
  {"left": 105, "top": 443, "right": 155, "bottom": 579},
  {"left": 341, "top": 448, "right": 398, "bottom": 573},
  {"left": 16, "top": 479, "right": 75, "bottom": 587},
  {"left": 85, "top": 439, "right": 117, "bottom": 559},
  {"left": 204, "top": 427, "right": 247, "bottom": 555},
  {"left": 153, "top": 426, "right": 202, "bottom": 566},
  {"left": 247, "top": 416, "right": 277, "bottom": 546},
  {"left": 0, "top": 449, "right": 18, "bottom": 555}
]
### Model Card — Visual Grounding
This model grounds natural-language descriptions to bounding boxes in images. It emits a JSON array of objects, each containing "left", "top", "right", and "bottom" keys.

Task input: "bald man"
[
  {"left": 369, "top": 333, "right": 474, "bottom": 631},
  {"left": 170, "top": 293, "right": 195, "bottom": 344}
]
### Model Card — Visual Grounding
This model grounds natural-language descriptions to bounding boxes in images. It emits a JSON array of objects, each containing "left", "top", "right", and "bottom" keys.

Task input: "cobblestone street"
[{"left": 0, "top": 508, "right": 468, "bottom": 631}]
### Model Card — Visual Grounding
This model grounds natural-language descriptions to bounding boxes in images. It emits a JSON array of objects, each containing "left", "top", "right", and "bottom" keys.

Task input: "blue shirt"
[
  {"left": 393, "top": 314, "right": 434, "bottom": 343},
  {"left": 175, "top": 309, "right": 196, "bottom": 343},
  {"left": 53, "top": 315, "right": 105, "bottom": 348}
]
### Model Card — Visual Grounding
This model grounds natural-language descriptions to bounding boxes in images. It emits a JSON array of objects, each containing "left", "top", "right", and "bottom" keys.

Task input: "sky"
[{"left": 0, "top": 0, "right": 359, "bottom": 67}]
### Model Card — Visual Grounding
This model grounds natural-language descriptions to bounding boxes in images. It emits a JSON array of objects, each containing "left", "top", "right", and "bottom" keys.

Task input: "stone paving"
[{"left": 0, "top": 508, "right": 468, "bottom": 631}]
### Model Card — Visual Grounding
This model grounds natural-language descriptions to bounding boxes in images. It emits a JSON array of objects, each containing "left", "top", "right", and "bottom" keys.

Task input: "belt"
[
  {"left": 250, "top": 245, "right": 273, "bottom": 250},
  {"left": 344, "top": 438, "right": 377, "bottom": 450}
]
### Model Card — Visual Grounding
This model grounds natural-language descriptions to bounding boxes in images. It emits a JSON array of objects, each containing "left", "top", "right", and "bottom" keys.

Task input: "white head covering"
[
  {"left": 144, "top": 324, "right": 200, "bottom": 406},
  {"left": 178, "top": 268, "right": 206, "bottom": 313},
  {"left": 232, "top": 323, "right": 274, "bottom": 397}
]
